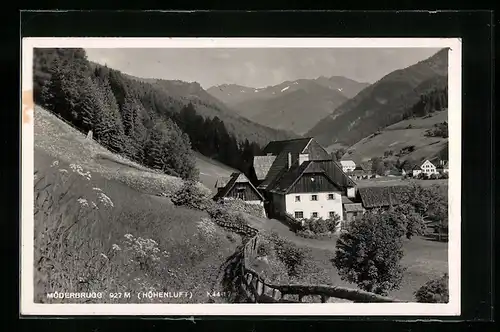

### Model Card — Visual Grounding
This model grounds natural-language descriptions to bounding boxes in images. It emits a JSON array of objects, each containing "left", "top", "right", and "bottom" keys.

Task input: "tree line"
[
  {"left": 402, "top": 86, "right": 448, "bottom": 119},
  {"left": 34, "top": 48, "right": 263, "bottom": 183}
]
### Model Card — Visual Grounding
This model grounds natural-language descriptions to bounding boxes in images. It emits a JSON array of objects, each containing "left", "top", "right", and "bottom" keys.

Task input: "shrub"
[
  {"left": 441, "top": 172, "right": 449, "bottom": 179},
  {"left": 298, "top": 213, "right": 340, "bottom": 234},
  {"left": 217, "top": 198, "right": 266, "bottom": 218},
  {"left": 333, "top": 211, "right": 406, "bottom": 295},
  {"left": 267, "top": 232, "right": 309, "bottom": 278},
  {"left": 414, "top": 273, "right": 449, "bottom": 303},
  {"left": 207, "top": 204, "right": 250, "bottom": 230},
  {"left": 256, "top": 237, "right": 274, "bottom": 257},
  {"left": 171, "top": 180, "right": 212, "bottom": 211},
  {"left": 429, "top": 173, "right": 439, "bottom": 180}
]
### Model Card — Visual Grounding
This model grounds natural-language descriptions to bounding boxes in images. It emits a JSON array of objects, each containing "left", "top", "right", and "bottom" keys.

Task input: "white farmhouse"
[
  {"left": 339, "top": 160, "right": 356, "bottom": 173},
  {"left": 253, "top": 137, "right": 358, "bottom": 230},
  {"left": 412, "top": 159, "right": 439, "bottom": 177}
]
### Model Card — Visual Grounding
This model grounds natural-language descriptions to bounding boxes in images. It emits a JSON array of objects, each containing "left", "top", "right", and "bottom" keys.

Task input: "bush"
[
  {"left": 207, "top": 204, "right": 250, "bottom": 230},
  {"left": 266, "top": 232, "right": 309, "bottom": 278},
  {"left": 217, "top": 198, "right": 266, "bottom": 218},
  {"left": 298, "top": 213, "right": 341, "bottom": 235},
  {"left": 171, "top": 180, "right": 212, "bottom": 211},
  {"left": 333, "top": 211, "right": 406, "bottom": 295},
  {"left": 414, "top": 274, "right": 449, "bottom": 303}
]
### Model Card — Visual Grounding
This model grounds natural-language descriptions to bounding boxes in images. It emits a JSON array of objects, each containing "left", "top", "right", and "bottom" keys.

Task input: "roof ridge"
[{"left": 269, "top": 137, "right": 312, "bottom": 144}]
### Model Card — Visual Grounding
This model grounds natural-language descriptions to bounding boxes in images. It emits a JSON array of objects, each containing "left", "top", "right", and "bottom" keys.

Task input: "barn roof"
[
  {"left": 344, "top": 203, "right": 364, "bottom": 212},
  {"left": 213, "top": 172, "right": 265, "bottom": 201},
  {"left": 313, "top": 160, "right": 357, "bottom": 188},
  {"left": 357, "top": 185, "right": 408, "bottom": 208},
  {"left": 257, "top": 138, "right": 348, "bottom": 191},
  {"left": 253, "top": 155, "right": 276, "bottom": 180},
  {"left": 261, "top": 137, "right": 313, "bottom": 156},
  {"left": 269, "top": 160, "right": 339, "bottom": 194}
]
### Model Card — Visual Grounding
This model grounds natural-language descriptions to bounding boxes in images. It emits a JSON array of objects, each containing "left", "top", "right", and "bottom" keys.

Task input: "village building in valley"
[
  {"left": 252, "top": 138, "right": 362, "bottom": 225},
  {"left": 411, "top": 159, "right": 447, "bottom": 177},
  {"left": 339, "top": 159, "right": 356, "bottom": 173}
]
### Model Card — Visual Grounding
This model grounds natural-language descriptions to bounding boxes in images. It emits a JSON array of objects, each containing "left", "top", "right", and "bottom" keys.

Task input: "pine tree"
[{"left": 93, "top": 77, "right": 125, "bottom": 153}]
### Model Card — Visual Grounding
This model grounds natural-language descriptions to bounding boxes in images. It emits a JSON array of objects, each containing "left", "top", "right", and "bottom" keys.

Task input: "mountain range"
[
  {"left": 306, "top": 48, "right": 449, "bottom": 150},
  {"left": 207, "top": 76, "right": 369, "bottom": 135},
  {"left": 115, "top": 72, "right": 299, "bottom": 147}
]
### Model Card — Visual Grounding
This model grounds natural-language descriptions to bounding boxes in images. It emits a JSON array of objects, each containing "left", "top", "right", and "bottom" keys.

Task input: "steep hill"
[
  {"left": 208, "top": 76, "right": 368, "bottom": 135},
  {"left": 341, "top": 109, "right": 449, "bottom": 164},
  {"left": 307, "top": 48, "right": 449, "bottom": 149}
]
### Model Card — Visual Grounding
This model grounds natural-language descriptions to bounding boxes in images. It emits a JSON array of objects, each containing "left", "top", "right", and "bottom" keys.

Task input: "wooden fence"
[{"left": 240, "top": 235, "right": 404, "bottom": 303}]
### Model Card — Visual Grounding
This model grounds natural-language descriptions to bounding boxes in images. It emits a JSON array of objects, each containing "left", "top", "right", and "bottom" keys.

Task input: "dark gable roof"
[
  {"left": 253, "top": 155, "right": 277, "bottom": 180},
  {"left": 314, "top": 160, "right": 357, "bottom": 188},
  {"left": 261, "top": 137, "right": 313, "bottom": 156},
  {"left": 257, "top": 151, "right": 290, "bottom": 190},
  {"left": 357, "top": 185, "right": 409, "bottom": 208},
  {"left": 213, "top": 172, "right": 265, "bottom": 201},
  {"left": 269, "top": 160, "right": 340, "bottom": 194}
]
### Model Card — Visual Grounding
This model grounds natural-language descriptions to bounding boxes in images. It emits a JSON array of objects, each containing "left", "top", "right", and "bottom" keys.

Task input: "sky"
[{"left": 85, "top": 48, "right": 441, "bottom": 89}]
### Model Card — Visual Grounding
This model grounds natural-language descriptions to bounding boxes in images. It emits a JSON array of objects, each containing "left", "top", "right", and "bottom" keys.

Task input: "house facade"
[
  {"left": 253, "top": 138, "right": 358, "bottom": 226},
  {"left": 214, "top": 172, "right": 265, "bottom": 207},
  {"left": 421, "top": 160, "right": 438, "bottom": 175},
  {"left": 412, "top": 159, "right": 439, "bottom": 177},
  {"left": 339, "top": 160, "right": 356, "bottom": 173}
]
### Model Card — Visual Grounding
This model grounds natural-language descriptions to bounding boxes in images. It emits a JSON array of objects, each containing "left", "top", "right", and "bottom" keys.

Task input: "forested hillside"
[
  {"left": 307, "top": 48, "right": 449, "bottom": 149},
  {"left": 33, "top": 48, "right": 278, "bottom": 182}
]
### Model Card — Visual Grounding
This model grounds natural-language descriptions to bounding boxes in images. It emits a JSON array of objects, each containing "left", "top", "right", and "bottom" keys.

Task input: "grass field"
[
  {"left": 253, "top": 218, "right": 448, "bottom": 301},
  {"left": 335, "top": 110, "right": 448, "bottom": 163}
]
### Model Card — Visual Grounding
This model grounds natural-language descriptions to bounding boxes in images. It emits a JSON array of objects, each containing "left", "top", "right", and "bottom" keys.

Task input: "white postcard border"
[{"left": 21, "top": 37, "right": 462, "bottom": 316}]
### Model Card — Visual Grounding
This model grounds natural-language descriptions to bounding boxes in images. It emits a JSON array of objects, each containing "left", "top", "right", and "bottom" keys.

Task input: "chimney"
[
  {"left": 288, "top": 152, "right": 292, "bottom": 169},
  {"left": 298, "top": 153, "right": 309, "bottom": 166}
]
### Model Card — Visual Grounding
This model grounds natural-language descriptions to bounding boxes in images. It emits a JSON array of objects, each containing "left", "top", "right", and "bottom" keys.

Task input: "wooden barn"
[
  {"left": 356, "top": 185, "right": 409, "bottom": 209},
  {"left": 213, "top": 172, "right": 265, "bottom": 206}
]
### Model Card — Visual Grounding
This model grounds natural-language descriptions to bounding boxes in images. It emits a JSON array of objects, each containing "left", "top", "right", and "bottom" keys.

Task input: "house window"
[
  {"left": 294, "top": 211, "right": 304, "bottom": 219},
  {"left": 328, "top": 211, "right": 336, "bottom": 218},
  {"left": 295, "top": 195, "right": 301, "bottom": 202},
  {"left": 327, "top": 193, "right": 335, "bottom": 200},
  {"left": 311, "top": 212, "right": 318, "bottom": 218},
  {"left": 311, "top": 195, "right": 318, "bottom": 201},
  {"left": 236, "top": 187, "right": 245, "bottom": 200}
]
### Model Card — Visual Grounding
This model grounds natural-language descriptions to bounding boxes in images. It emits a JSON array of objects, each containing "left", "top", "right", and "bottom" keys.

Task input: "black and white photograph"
[{"left": 21, "top": 38, "right": 461, "bottom": 316}]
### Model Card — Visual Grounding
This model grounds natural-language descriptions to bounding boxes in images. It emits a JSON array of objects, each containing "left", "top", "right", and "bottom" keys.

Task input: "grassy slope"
[
  {"left": 34, "top": 106, "right": 242, "bottom": 303},
  {"left": 307, "top": 49, "right": 448, "bottom": 148},
  {"left": 334, "top": 110, "right": 448, "bottom": 164},
  {"left": 35, "top": 105, "right": 234, "bottom": 194},
  {"left": 194, "top": 152, "right": 236, "bottom": 193}
]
